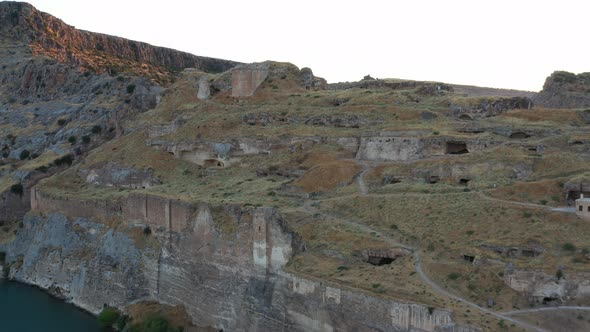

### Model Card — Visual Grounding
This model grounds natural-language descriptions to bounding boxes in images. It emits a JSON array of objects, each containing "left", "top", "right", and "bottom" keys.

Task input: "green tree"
[{"left": 97, "top": 307, "right": 120, "bottom": 328}]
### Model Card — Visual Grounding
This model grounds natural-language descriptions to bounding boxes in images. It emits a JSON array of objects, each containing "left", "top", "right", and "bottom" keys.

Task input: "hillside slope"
[{"left": 0, "top": 1, "right": 240, "bottom": 84}]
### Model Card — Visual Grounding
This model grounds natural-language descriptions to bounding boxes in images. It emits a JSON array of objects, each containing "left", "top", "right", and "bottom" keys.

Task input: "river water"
[{"left": 0, "top": 280, "right": 102, "bottom": 332}]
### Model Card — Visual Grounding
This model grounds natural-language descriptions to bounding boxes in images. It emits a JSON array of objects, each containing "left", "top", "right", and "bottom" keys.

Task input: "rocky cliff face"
[
  {"left": 535, "top": 71, "right": 590, "bottom": 109},
  {"left": 0, "top": 2, "right": 240, "bottom": 85},
  {"left": 0, "top": 203, "right": 479, "bottom": 332}
]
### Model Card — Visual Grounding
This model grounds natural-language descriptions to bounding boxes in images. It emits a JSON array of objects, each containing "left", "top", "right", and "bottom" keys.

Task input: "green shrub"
[
  {"left": 447, "top": 272, "right": 461, "bottom": 280},
  {"left": 522, "top": 211, "right": 532, "bottom": 218},
  {"left": 10, "top": 183, "right": 23, "bottom": 196},
  {"left": 143, "top": 226, "right": 152, "bottom": 236},
  {"left": 91, "top": 125, "right": 102, "bottom": 134},
  {"left": 562, "top": 243, "right": 577, "bottom": 252},
  {"left": 556, "top": 269, "right": 564, "bottom": 279},
  {"left": 19, "top": 149, "right": 29, "bottom": 160},
  {"left": 81, "top": 135, "right": 91, "bottom": 144},
  {"left": 57, "top": 118, "right": 67, "bottom": 126},
  {"left": 126, "top": 84, "right": 136, "bottom": 94},
  {"left": 68, "top": 136, "right": 77, "bottom": 145},
  {"left": 97, "top": 307, "right": 120, "bottom": 328},
  {"left": 0, "top": 251, "right": 5, "bottom": 262},
  {"left": 115, "top": 314, "right": 129, "bottom": 330},
  {"left": 137, "top": 315, "right": 183, "bottom": 332},
  {"left": 552, "top": 71, "right": 577, "bottom": 84},
  {"left": 53, "top": 154, "right": 74, "bottom": 166}
]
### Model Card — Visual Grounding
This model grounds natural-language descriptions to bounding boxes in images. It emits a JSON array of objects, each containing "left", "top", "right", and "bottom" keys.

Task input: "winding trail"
[
  {"left": 293, "top": 160, "right": 584, "bottom": 330},
  {"left": 301, "top": 200, "right": 547, "bottom": 332},
  {"left": 502, "top": 306, "right": 590, "bottom": 315},
  {"left": 476, "top": 191, "right": 576, "bottom": 213}
]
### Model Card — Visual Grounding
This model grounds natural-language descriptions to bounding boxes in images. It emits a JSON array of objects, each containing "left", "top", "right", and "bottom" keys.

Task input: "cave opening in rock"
[
  {"left": 446, "top": 141, "right": 469, "bottom": 154},
  {"left": 459, "top": 178, "right": 470, "bottom": 186},
  {"left": 459, "top": 114, "right": 473, "bottom": 121},
  {"left": 462, "top": 254, "right": 475, "bottom": 263},
  {"left": 507, "top": 248, "right": 519, "bottom": 257},
  {"left": 521, "top": 249, "right": 540, "bottom": 258},
  {"left": 567, "top": 191, "right": 590, "bottom": 205},
  {"left": 428, "top": 176, "right": 440, "bottom": 184},
  {"left": 509, "top": 132, "right": 531, "bottom": 139},
  {"left": 542, "top": 297, "right": 560, "bottom": 304},
  {"left": 367, "top": 256, "right": 395, "bottom": 266},
  {"left": 203, "top": 159, "right": 225, "bottom": 168}
]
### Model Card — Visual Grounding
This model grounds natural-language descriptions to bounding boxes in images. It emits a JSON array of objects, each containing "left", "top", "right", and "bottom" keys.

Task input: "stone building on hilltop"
[{"left": 575, "top": 194, "right": 590, "bottom": 219}]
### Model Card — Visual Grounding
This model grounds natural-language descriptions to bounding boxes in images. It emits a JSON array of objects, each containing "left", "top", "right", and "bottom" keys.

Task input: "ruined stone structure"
[
  {"left": 150, "top": 136, "right": 360, "bottom": 167},
  {"left": 356, "top": 135, "right": 501, "bottom": 162},
  {"left": 231, "top": 65, "right": 269, "bottom": 97},
  {"left": 575, "top": 194, "right": 590, "bottom": 220},
  {"left": 504, "top": 268, "right": 590, "bottom": 303}
]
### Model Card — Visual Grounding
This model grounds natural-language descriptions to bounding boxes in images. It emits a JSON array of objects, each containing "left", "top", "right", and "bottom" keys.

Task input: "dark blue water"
[{"left": 0, "top": 280, "right": 102, "bottom": 332}]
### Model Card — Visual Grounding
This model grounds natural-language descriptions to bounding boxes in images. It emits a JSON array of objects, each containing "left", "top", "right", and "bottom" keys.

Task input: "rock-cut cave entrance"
[
  {"left": 509, "top": 132, "right": 531, "bottom": 139},
  {"left": 446, "top": 141, "right": 469, "bottom": 154},
  {"left": 367, "top": 255, "right": 395, "bottom": 266}
]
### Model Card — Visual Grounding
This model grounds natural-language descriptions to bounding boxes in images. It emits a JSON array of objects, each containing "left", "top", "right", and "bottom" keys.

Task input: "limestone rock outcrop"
[
  {"left": 230, "top": 61, "right": 327, "bottom": 97},
  {"left": 356, "top": 135, "right": 501, "bottom": 162},
  {"left": 535, "top": 71, "right": 590, "bottom": 109},
  {"left": 449, "top": 97, "right": 532, "bottom": 119},
  {"left": 329, "top": 79, "right": 453, "bottom": 94},
  {"left": 504, "top": 267, "right": 590, "bottom": 302}
]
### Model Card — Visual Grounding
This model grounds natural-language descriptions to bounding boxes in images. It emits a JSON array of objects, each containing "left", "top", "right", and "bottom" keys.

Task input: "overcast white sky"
[{"left": 20, "top": 0, "right": 590, "bottom": 91}]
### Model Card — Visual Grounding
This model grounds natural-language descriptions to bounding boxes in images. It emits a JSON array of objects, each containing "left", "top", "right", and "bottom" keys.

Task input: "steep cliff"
[
  {"left": 0, "top": 2, "right": 240, "bottom": 85},
  {"left": 0, "top": 207, "right": 479, "bottom": 332}
]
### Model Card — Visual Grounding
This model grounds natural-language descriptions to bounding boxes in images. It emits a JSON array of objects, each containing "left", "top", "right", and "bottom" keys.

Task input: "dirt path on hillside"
[
  {"left": 299, "top": 199, "right": 548, "bottom": 332},
  {"left": 357, "top": 161, "right": 370, "bottom": 195},
  {"left": 290, "top": 160, "right": 584, "bottom": 330},
  {"left": 502, "top": 306, "right": 590, "bottom": 315}
]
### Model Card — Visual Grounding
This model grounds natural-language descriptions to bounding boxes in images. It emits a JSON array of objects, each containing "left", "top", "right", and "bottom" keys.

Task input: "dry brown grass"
[
  {"left": 499, "top": 107, "right": 584, "bottom": 126},
  {"left": 488, "top": 178, "right": 566, "bottom": 206},
  {"left": 294, "top": 160, "right": 361, "bottom": 193},
  {"left": 317, "top": 192, "right": 590, "bottom": 307},
  {"left": 125, "top": 301, "right": 194, "bottom": 330}
]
